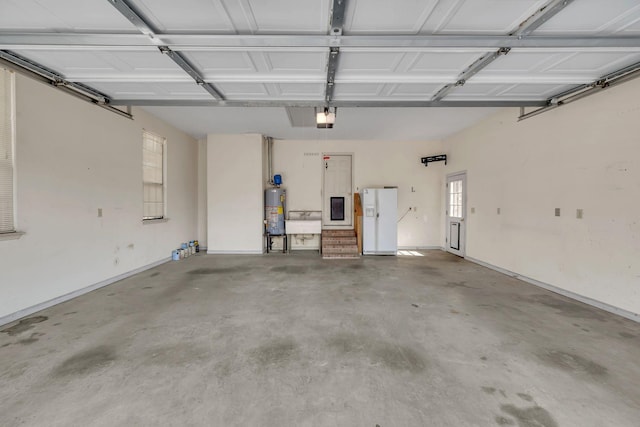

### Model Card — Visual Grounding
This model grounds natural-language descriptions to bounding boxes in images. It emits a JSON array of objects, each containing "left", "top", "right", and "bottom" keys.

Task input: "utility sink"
[{"left": 285, "top": 219, "right": 322, "bottom": 234}]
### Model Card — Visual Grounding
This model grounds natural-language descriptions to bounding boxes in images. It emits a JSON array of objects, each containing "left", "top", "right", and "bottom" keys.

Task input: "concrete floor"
[{"left": 1, "top": 251, "right": 639, "bottom": 427}]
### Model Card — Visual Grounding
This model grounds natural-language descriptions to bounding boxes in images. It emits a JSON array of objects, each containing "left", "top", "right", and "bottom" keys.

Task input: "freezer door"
[
  {"left": 361, "top": 188, "right": 397, "bottom": 255},
  {"left": 362, "top": 189, "right": 377, "bottom": 254},
  {"left": 376, "top": 189, "right": 397, "bottom": 254}
]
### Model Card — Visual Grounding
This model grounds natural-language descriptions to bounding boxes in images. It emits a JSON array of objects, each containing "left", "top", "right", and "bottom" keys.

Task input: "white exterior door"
[
  {"left": 446, "top": 172, "right": 466, "bottom": 257},
  {"left": 322, "top": 154, "right": 352, "bottom": 227}
]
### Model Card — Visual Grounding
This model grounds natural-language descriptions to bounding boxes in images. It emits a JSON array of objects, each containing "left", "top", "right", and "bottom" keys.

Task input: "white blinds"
[
  {"left": 142, "top": 130, "right": 165, "bottom": 219},
  {"left": 0, "top": 69, "right": 15, "bottom": 233}
]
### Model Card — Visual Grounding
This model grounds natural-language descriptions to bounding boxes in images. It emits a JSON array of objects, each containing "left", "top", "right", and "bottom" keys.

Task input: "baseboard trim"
[
  {"left": 0, "top": 257, "right": 171, "bottom": 327},
  {"left": 206, "top": 250, "right": 264, "bottom": 255},
  {"left": 465, "top": 256, "right": 639, "bottom": 323},
  {"left": 398, "top": 246, "right": 444, "bottom": 250}
]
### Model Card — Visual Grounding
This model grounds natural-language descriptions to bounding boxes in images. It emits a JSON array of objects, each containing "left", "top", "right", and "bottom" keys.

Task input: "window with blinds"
[
  {"left": 0, "top": 69, "right": 15, "bottom": 233},
  {"left": 142, "top": 130, "right": 166, "bottom": 220}
]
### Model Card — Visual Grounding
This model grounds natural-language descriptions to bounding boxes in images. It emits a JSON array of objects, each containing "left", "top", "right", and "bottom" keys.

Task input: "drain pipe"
[{"left": 266, "top": 136, "right": 274, "bottom": 186}]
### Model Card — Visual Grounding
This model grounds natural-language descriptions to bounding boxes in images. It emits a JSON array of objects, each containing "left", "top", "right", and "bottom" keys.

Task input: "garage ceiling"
[{"left": 1, "top": 0, "right": 640, "bottom": 139}]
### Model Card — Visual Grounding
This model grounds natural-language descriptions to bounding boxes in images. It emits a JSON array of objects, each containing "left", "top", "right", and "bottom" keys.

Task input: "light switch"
[
  {"left": 555, "top": 208, "right": 561, "bottom": 217},
  {"left": 98, "top": 208, "right": 103, "bottom": 217},
  {"left": 576, "top": 209, "right": 583, "bottom": 219},
  {"left": 497, "top": 208, "right": 501, "bottom": 215},
  {"left": 471, "top": 207, "right": 475, "bottom": 214}
]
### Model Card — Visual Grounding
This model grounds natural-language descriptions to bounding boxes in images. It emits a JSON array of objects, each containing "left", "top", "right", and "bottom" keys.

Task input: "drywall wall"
[
  {"left": 0, "top": 73, "right": 198, "bottom": 320},
  {"left": 444, "top": 78, "right": 640, "bottom": 315},
  {"left": 207, "top": 134, "right": 264, "bottom": 254},
  {"left": 272, "top": 139, "right": 444, "bottom": 250}
]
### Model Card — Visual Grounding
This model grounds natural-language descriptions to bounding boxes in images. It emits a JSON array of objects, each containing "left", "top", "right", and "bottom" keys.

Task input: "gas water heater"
[{"left": 265, "top": 187, "right": 286, "bottom": 235}]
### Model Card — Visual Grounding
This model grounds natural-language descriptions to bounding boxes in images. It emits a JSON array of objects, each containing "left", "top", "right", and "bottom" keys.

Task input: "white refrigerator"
[{"left": 361, "top": 188, "right": 398, "bottom": 255}]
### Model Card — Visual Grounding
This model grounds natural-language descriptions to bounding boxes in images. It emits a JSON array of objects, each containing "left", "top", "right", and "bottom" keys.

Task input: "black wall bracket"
[{"left": 421, "top": 154, "right": 447, "bottom": 167}]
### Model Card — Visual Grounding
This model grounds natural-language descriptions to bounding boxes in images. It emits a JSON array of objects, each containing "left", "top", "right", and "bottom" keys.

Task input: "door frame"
[
  {"left": 446, "top": 171, "right": 467, "bottom": 257},
  {"left": 321, "top": 152, "right": 354, "bottom": 229}
]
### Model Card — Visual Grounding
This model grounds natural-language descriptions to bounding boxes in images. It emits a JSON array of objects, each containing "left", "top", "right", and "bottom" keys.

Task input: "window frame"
[
  {"left": 0, "top": 68, "right": 19, "bottom": 239},
  {"left": 142, "top": 129, "right": 167, "bottom": 222}
]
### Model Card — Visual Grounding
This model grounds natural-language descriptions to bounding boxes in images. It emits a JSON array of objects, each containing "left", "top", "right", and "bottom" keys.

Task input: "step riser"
[
  {"left": 323, "top": 248, "right": 359, "bottom": 254},
  {"left": 322, "top": 231, "right": 355, "bottom": 237},
  {"left": 323, "top": 255, "right": 360, "bottom": 259},
  {"left": 322, "top": 238, "right": 357, "bottom": 245}
]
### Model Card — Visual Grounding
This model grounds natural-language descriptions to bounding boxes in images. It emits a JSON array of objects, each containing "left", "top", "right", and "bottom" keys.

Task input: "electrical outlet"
[
  {"left": 98, "top": 208, "right": 103, "bottom": 217},
  {"left": 555, "top": 208, "right": 561, "bottom": 217},
  {"left": 576, "top": 209, "right": 583, "bottom": 219}
]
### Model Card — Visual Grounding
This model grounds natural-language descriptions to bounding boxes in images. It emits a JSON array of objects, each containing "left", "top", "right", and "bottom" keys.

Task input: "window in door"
[{"left": 449, "top": 179, "right": 463, "bottom": 218}]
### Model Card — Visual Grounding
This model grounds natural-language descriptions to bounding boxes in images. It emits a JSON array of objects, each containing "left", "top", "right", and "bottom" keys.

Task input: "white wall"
[
  {"left": 444, "top": 78, "right": 640, "bottom": 315},
  {"left": 207, "top": 134, "right": 264, "bottom": 254},
  {"left": 0, "top": 74, "right": 198, "bottom": 320},
  {"left": 273, "top": 139, "right": 444, "bottom": 249},
  {"left": 197, "top": 138, "right": 208, "bottom": 248}
]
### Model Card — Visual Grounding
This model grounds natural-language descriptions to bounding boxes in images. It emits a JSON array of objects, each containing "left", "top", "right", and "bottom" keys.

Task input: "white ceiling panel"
[
  {"left": 618, "top": 17, "right": 640, "bottom": 35},
  {"left": 0, "top": 0, "right": 135, "bottom": 32},
  {"left": 132, "top": 0, "right": 235, "bottom": 33},
  {"left": 496, "top": 83, "right": 577, "bottom": 98},
  {"left": 182, "top": 51, "right": 257, "bottom": 73},
  {"left": 344, "top": 0, "right": 440, "bottom": 34},
  {"left": 264, "top": 51, "right": 327, "bottom": 72},
  {"left": 407, "top": 51, "right": 488, "bottom": 73},
  {"left": 386, "top": 83, "right": 443, "bottom": 99},
  {"left": 480, "top": 50, "right": 640, "bottom": 82},
  {"left": 11, "top": 50, "right": 184, "bottom": 80},
  {"left": 215, "top": 82, "right": 323, "bottom": 100},
  {"left": 181, "top": 50, "right": 326, "bottom": 80},
  {"left": 216, "top": 83, "right": 270, "bottom": 98},
  {"left": 86, "top": 82, "right": 210, "bottom": 99},
  {"left": 333, "top": 83, "right": 386, "bottom": 100},
  {"left": 436, "top": 0, "right": 548, "bottom": 34},
  {"left": 339, "top": 52, "right": 406, "bottom": 73},
  {"left": 242, "top": 0, "right": 331, "bottom": 34},
  {"left": 542, "top": 51, "right": 640, "bottom": 76},
  {"left": 275, "top": 83, "right": 324, "bottom": 97},
  {"left": 534, "top": 0, "right": 640, "bottom": 35},
  {"left": 449, "top": 83, "right": 576, "bottom": 100}
]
